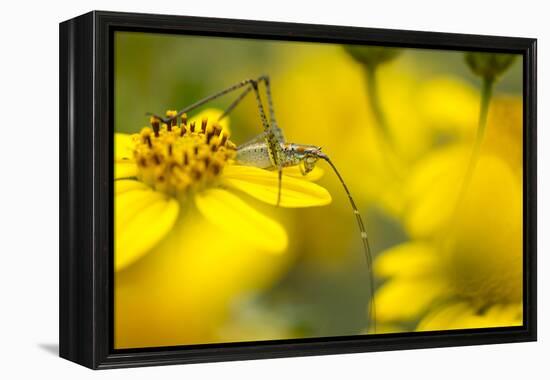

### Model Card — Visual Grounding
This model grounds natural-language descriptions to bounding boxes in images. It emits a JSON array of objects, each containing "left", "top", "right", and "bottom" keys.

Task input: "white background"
[{"left": 0, "top": 0, "right": 547, "bottom": 378}]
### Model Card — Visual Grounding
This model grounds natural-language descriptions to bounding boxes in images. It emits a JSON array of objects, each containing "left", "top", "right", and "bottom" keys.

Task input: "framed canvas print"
[{"left": 59, "top": 11, "right": 537, "bottom": 369}]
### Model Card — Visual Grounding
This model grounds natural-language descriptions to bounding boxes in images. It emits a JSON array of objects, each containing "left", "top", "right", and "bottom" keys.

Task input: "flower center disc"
[{"left": 133, "top": 111, "right": 236, "bottom": 198}]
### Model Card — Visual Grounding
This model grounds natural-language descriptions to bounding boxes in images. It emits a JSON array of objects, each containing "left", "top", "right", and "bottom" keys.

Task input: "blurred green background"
[{"left": 115, "top": 32, "right": 522, "bottom": 137}]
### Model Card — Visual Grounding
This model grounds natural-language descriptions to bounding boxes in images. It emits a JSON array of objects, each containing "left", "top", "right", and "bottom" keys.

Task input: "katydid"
[{"left": 147, "top": 76, "right": 376, "bottom": 332}]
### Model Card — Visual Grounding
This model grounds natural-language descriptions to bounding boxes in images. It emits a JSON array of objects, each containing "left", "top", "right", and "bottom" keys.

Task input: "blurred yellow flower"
[
  {"left": 114, "top": 108, "right": 331, "bottom": 347},
  {"left": 274, "top": 47, "right": 480, "bottom": 217},
  {"left": 404, "top": 97, "right": 523, "bottom": 238},
  {"left": 374, "top": 97, "right": 523, "bottom": 331},
  {"left": 271, "top": 46, "right": 480, "bottom": 266}
]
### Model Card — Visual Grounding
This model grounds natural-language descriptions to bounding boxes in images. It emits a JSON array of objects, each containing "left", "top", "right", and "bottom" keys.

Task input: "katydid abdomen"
[
  {"left": 237, "top": 141, "right": 320, "bottom": 169},
  {"left": 236, "top": 141, "right": 273, "bottom": 169}
]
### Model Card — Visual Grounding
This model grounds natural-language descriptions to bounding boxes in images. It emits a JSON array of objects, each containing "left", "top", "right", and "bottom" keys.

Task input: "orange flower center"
[{"left": 132, "top": 110, "right": 236, "bottom": 197}]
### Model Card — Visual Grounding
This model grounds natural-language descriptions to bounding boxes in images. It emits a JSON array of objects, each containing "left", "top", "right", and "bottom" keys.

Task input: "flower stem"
[
  {"left": 475, "top": 77, "right": 494, "bottom": 151},
  {"left": 363, "top": 64, "right": 404, "bottom": 181},
  {"left": 365, "top": 64, "right": 392, "bottom": 145},
  {"left": 454, "top": 77, "right": 494, "bottom": 210}
]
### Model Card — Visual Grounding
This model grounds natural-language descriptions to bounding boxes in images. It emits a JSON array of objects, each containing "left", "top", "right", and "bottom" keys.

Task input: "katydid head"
[
  {"left": 287, "top": 144, "right": 323, "bottom": 175},
  {"left": 302, "top": 151, "right": 320, "bottom": 174}
]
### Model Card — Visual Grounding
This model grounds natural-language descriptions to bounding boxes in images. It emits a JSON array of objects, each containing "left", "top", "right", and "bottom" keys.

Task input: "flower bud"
[
  {"left": 344, "top": 45, "right": 402, "bottom": 67},
  {"left": 464, "top": 52, "right": 517, "bottom": 81}
]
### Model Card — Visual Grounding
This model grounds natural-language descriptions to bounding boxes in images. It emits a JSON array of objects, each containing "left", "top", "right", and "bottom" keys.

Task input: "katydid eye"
[{"left": 306, "top": 156, "right": 316, "bottom": 164}]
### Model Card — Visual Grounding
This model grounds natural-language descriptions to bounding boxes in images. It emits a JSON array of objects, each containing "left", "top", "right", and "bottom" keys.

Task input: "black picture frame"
[{"left": 59, "top": 10, "right": 537, "bottom": 369}]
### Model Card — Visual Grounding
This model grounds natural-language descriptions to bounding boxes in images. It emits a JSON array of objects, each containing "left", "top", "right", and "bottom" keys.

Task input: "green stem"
[
  {"left": 475, "top": 77, "right": 494, "bottom": 154},
  {"left": 364, "top": 64, "right": 404, "bottom": 181},
  {"left": 454, "top": 76, "right": 494, "bottom": 211},
  {"left": 365, "top": 64, "right": 392, "bottom": 145}
]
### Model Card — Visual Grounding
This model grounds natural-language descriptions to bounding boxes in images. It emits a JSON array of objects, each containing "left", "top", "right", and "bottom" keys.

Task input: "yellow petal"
[
  {"left": 416, "top": 302, "right": 472, "bottom": 331},
  {"left": 195, "top": 188, "right": 288, "bottom": 254},
  {"left": 375, "top": 277, "right": 447, "bottom": 323},
  {"left": 483, "top": 96, "right": 523, "bottom": 175},
  {"left": 222, "top": 165, "right": 331, "bottom": 208},
  {"left": 404, "top": 145, "right": 468, "bottom": 238},
  {"left": 445, "top": 155, "right": 523, "bottom": 304},
  {"left": 115, "top": 162, "right": 138, "bottom": 179},
  {"left": 416, "top": 76, "right": 479, "bottom": 137},
  {"left": 364, "top": 322, "right": 411, "bottom": 335},
  {"left": 115, "top": 180, "right": 179, "bottom": 271},
  {"left": 115, "top": 179, "right": 150, "bottom": 194},
  {"left": 417, "top": 302, "right": 522, "bottom": 332},
  {"left": 114, "top": 205, "right": 293, "bottom": 348},
  {"left": 115, "top": 133, "right": 136, "bottom": 162},
  {"left": 374, "top": 242, "right": 440, "bottom": 279},
  {"left": 481, "top": 303, "right": 523, "bottom": 327}
]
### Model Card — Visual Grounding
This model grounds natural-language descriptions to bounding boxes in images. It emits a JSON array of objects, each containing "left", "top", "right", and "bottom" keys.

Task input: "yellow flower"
[
  {"left": 114, "top": 108, "right": 331, "bottom": 348},
  {"left": 374, "top": 97, "right": 523, "bottom": 331},
  {"left": 269, "top": 46, "right": 480, "bottom": 265},
  {"left": 115, "top": 108, "right": 331, "bottom": 271},
  {"left": 274, "top": 46, "right": 480, "bottom": 217}
]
